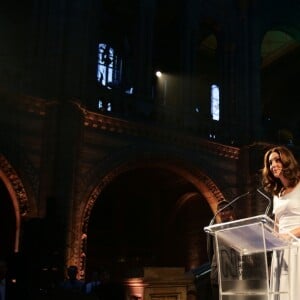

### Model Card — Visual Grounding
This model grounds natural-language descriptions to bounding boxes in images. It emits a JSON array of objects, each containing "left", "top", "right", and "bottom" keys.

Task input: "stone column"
[
  {"left": 234, "top": 1, "right": 263, "bottom": 144},
  {"left": 218, "top": 2, "right": 262, "bottom": 145},
  {"left": 135, "top": 0, "right": 156, "bottom": 100},
  {"left": 180, "top": 0, "right": 200, "bottom": 130},
  {"left": 52, "top": 101, "right": 83, "bottom": 272}
]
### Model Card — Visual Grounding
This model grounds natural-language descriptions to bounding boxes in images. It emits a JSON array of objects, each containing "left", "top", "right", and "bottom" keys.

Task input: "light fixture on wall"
[{"left": 155, "top": 71, "right": 162, "bottom": 78}]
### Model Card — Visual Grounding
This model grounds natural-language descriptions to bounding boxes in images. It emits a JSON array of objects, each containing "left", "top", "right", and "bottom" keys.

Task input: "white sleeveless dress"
[{"left": 271, "top": 182, "right": 300, "bottom": 300}]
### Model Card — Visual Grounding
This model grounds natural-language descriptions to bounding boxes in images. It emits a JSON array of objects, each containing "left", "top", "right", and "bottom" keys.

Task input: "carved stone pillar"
[
  {"left": 218, "top": 5, "right": 262, "bottom": 145},
  {"left": 135, "top": 0, "right": 156, "bottom": 100}
]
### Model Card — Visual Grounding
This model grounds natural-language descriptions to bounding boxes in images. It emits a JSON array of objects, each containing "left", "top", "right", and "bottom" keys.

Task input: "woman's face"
[{"left": 268, "top": 151, "right": 283, "bottom": 178}]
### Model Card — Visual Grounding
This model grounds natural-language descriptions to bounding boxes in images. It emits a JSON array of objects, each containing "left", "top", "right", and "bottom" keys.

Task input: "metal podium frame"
[{"left": 204, "top": 214, "right": 298, "bottom": 300}]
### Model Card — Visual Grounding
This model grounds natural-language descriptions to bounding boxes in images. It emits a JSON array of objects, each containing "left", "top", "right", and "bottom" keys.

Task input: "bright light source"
[
  {"left": 211, "top": 84, "right": 220, "bottom": 121},
  {"left": 156, "top": 71, "right": 162, "bottom": 78}
]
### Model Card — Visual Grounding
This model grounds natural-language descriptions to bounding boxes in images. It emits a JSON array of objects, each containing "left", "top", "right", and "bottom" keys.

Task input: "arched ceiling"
[
  {"left": 261, "top": 31, "right": 300, "bottom": 67},
  {"left": 201, "top": 31, "right": 300, "bottom": 67}
]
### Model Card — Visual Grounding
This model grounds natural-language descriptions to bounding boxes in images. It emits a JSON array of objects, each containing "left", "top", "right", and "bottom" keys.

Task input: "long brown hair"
[{"left": 262, "top": 146, "right": 300, "bottom": 196}]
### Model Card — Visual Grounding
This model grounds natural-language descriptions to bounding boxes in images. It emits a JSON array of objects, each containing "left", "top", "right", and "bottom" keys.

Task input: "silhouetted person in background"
[
  {"left": 85, "top": 270, "right": 101, "bottom": 295},
  {"left": 0, "top": 257, "right": 29, "bottom": 300},
  {"left": 58, "top": 265, "right": 85, "bottom": 299},
  {"left": 0, "top": 259, "right": 8, "bottom": 300}
]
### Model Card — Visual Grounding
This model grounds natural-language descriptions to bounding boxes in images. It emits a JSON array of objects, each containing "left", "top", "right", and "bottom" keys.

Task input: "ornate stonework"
[
  {"left": 0, "top": 153, "right": 29, "bottom": 216},
  {"left": 76, "top": 157, "right": 225, "bottom": 278},
  {"left": 74, "top": 102, "right": 240, "bottom": 160}
]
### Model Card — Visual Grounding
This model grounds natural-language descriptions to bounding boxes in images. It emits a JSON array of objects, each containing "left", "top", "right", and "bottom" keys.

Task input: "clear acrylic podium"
[{"left": 204, "top": 214, "right": 298, "bottom": 300}]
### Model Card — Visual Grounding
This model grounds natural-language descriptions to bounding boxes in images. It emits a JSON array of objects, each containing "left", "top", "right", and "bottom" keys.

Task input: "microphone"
[
  {"left": 256, "top": 188, "right": 272, "bottom": 216},
  {"left": 209, "top": 191, "right": 251, "bottom": 226}
]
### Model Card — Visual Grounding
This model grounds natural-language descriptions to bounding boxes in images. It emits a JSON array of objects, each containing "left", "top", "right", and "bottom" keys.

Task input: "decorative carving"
[
  {"left": 74, "top": 102, "right": 240, "bottom": 160},
  {"left": 0, "top": 154, "right": 29, "bottom": 216},
  {"left": 77, "top": 158, "right": 224, "bottom": 278}
]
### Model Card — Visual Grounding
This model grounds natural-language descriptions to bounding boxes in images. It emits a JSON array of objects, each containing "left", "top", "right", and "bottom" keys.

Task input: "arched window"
[
  {"left": 96, "top": 43, "right": 123, "bottom": 112},
  {"left": 211, "top": 84, "right": 219, "bottom": 121},
  {"left": 97, "top": 43, "right": 122, "bottom": 88}
]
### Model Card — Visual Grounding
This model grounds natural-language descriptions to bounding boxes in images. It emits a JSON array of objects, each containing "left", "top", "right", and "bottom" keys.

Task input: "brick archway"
[
  {"left": 0, "top": 154, "right": 30, "bottom": 253},
  {"left": 74, "top": 157, "right": 224, "bottom": 278}
]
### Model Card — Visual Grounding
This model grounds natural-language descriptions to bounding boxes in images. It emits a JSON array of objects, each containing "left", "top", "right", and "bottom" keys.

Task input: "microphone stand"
[
  {"left": 209, "top": 191, "right": 251, "bottom": 226},
  {"left": 257, "top": 188, "right": 272, "bottom": 216}
]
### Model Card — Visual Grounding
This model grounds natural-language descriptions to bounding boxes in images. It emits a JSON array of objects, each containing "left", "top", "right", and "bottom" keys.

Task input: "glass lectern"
[{"left": 204, "top": 214, "right": 298, "bottom": 300}]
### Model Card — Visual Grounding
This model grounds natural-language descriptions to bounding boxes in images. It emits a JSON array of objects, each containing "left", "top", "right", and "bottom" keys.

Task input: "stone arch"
[
  {"left": 164, "top": 191, "right": 210, "bottom": 269},
  {"left": 0, "top": 154, "right": 30, "bottom": 253},
  {"left": 74, "top": 156, "right": 224, "bottom": 278},
  {"left": 166, "top": 192, "right": 203, "bottom": 226},
  {"left": 260, "top": 25, "right": 300, "bottom": 142}
]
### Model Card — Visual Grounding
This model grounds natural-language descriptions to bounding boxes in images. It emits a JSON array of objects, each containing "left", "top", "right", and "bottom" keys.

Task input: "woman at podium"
[{"left": 262, "top": 145, "right": 300, "bottom": 300}]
